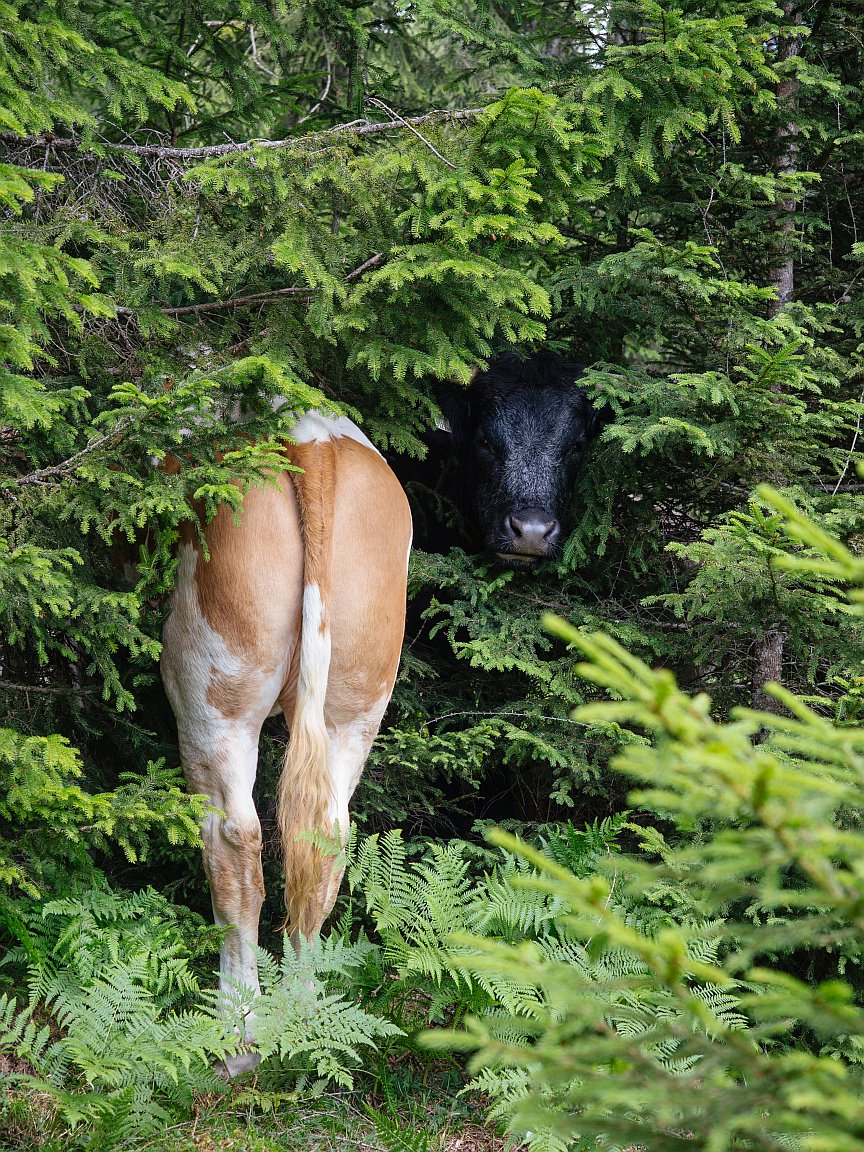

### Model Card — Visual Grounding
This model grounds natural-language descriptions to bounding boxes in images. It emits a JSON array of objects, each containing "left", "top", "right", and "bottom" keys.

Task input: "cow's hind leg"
[
  {"left": 161, "top": 533, "right": 283, "bottom": 1005},
  {"left": 162, "top": 483, "right": 302, "bottom": 1074},
  {"left": 180, "top": 729, "right": 264, "bottom": 997},
  {"left": 174, "top": 723, "right": 267, "bottom": 1077},
  {"left": 308, "top": 703, "right": 392, "bottom": 938}
]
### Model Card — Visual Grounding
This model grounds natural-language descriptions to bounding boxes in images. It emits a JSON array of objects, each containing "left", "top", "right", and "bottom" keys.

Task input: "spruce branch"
[{"left": 122, "top": 253, "right": 386, "bottom": 318}]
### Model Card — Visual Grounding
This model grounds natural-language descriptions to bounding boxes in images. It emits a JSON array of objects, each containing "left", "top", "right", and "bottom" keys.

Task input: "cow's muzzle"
[{"left": 498, "top": 509, "right": 561, "bottom": 560}]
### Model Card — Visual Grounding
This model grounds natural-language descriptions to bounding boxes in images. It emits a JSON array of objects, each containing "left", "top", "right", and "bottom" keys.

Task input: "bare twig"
[
  {"left": 367, "top": 97, "right": 457, "bottom": 169},
  {"left": 832, "top": 382, "right": 864, "bottom": 496},
  {"left": 143, "top": 286, "right": 313, "bottom": 317},
  {"left": 298, "top": 40, "right": 333, "bottom": 124},
  {"left": 424, "top": 709, "right": 589, "bottom": 728},
  {"left": 344, "top": 251, "right": 387, "bottom": 281},
  {"left": 248, "top": 24, "right": 278, "bottom": 78},
  {"left": 6, "top": 421, "right": 132, "bottom": 487},
  {"left": 834, "top": 264, "right": 864, "bottom": 306},
  {"left": 0, "top": 680, "right": 93, "bottom": 695}
]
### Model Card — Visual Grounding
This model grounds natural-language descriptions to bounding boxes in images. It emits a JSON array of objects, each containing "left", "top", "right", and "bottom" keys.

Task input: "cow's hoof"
[{"left": 214, "top": 1048, "right": 262, "bottom": 1078}]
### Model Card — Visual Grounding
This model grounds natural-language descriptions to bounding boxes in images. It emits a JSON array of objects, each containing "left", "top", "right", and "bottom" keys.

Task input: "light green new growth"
[{"left": 433, "top": 493, "right": 864, "bottom": 1150}]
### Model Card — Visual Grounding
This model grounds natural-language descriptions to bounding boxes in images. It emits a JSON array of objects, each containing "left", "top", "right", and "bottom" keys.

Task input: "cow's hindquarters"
[{"left": 161, "top": 418, "right": 411, "bottom": 1067}]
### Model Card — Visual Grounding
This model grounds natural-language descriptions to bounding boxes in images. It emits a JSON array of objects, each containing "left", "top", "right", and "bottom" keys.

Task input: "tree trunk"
[
  {"left": 753, "top": 4, "right": 801, "bottom": 711},
  {"left": 767, "top": 6, "right": 801, "bottom": 319},
  {"left": 752, "top": 623, "right": 788, "bottom": 713}
]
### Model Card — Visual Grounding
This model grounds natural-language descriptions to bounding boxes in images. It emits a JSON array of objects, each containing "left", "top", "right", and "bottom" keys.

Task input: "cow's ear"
[{"left": 434, "top": 383, "right": 473, "bottom": 449}]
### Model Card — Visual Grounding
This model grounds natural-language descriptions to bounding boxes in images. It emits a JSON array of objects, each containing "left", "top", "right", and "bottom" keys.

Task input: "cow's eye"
[{"left": 477, "top": 436, "right": 493, "bottom": 452}]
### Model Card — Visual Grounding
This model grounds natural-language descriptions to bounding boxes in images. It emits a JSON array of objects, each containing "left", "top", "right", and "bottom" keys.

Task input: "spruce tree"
[{"left": 437, "top": 488, "right": 864, "bottom": 1150}]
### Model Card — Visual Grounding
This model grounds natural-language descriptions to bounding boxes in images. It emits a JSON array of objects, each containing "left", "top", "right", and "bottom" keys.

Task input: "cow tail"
[{"left": 278, "top": 440, "right": 336, "bottom": 939}]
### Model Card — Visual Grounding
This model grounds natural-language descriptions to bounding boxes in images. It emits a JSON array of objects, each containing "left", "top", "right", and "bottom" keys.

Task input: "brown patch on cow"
[
  {"left": 210, "top": 828, "right": 264, "bottom": 913},
  {"left": 206, "top": 667, "right": 253, "bottom": 720},
  {"left": 207, "top": 831, "right": 266, "bottom": 921},
  {"left": 283, "top": 437, "right": 337, "bottom": 613},
  {"left": 189, "top": 471, "right": 304, "bottom": 668}
]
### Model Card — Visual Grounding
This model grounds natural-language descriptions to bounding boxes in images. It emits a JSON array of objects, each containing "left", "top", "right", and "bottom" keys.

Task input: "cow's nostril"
[{"left": 544, "top": 519, "right": 561, "bottom": 543}]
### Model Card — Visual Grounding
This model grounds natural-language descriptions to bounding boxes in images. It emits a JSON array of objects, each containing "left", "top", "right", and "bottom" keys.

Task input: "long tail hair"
[{"left": 277, "top": 440, "right": 336, "bottom": 939}]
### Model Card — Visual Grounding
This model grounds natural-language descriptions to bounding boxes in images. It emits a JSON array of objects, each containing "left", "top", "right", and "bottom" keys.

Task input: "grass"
[{"left": 147, "top": 1095, "right": 506, "bottom": 1152}]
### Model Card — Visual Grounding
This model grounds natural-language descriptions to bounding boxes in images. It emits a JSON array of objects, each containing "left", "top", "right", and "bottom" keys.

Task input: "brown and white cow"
[{"left": 161, "top": 410, "right": 411, "bottom": 1068}]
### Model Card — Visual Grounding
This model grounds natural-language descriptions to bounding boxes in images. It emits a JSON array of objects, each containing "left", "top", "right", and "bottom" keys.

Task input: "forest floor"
[
  {"left": 0, "top": 1061, "right": 507, "bottom": 1151},
  {"left": 148, "top": 1089, "right": 505, "bottom": 1152}
]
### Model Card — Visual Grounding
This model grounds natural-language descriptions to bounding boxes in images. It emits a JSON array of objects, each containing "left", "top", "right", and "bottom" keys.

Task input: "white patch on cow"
[
  {"left": 290, "top": 410, "right": 382, "bottom": 457},
  {"left": 162, "top": 544, "right": 286, "bottom": 742},
  {"left": 434, "top": 415, "right": 452, "bottom": 433},
  {"left": 296, "top": 581, "right": 331, "bottom": 720}
]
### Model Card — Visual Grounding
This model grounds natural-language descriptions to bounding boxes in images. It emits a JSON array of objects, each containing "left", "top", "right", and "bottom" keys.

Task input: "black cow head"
[{"left": 438, "top": 352, "right": 609, "bottom": 565}]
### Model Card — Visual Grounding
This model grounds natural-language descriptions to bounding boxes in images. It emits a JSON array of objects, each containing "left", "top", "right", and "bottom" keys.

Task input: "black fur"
[{"left": 433, "top": 352, "right": 609, "bottom": 563}]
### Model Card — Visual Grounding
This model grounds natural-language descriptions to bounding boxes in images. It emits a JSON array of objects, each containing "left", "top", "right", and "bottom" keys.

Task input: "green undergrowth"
[
  {"left": 0, "top": 820, "right": 625, "bottom": 1149},
  {"left": 0, "top": 1085, "right": 487, "bottom": 1152},
  {"left": 0, "top": 812, "right": 743, "bottom": 1151}
]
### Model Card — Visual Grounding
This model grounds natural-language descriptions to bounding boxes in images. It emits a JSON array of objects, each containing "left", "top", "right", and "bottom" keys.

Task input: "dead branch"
[
  {"left": 1, "top": 106, "right": 482, "bottom": 165},
  {"left": 0, "top": 680, "right": 89, "bottom": 695},
  {"left": 6, "top": 421, "right": 132, "bottom": 487},
  {"left": 367, "top": 98, "right": 457, "bottom": 169}
]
